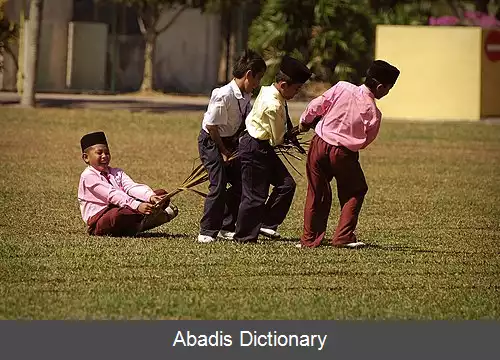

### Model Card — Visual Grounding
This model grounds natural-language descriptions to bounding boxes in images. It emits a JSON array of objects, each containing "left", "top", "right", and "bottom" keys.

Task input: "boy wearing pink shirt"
[
  {"left": 78, "top": 131, "right": 178, "bottom": 236},
  {"left": 298, "top": 60, "right": 400, "bottom": 248}
]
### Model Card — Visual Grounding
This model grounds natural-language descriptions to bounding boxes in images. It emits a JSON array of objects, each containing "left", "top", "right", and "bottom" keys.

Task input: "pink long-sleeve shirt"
[
  {"left": 78, "top": 166, "right": 155, "bottom": 223},
  {"left": 300, "top": 81, "right": 382, "bottom": 152}
]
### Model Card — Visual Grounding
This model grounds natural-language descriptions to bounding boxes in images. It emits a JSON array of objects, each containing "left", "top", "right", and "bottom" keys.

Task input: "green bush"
[
  {"left": 0, "top": 0, "right": 18, "bottom": 72},
  {"left": 249, "top": 0, "right": 433, "bottom": 86}
]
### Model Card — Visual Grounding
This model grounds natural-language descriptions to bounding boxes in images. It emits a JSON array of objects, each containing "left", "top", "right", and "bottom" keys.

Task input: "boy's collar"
[
  {"left": 271, "top": 83, "right": 286, "bottom": 102},
  {"left": 361, "top": 84, "right": 375, "bottom": 99},
  {"left": 230, "top": 79, "right": 244, "bottom": 100},
  {"left": 88, "top": 165, "right": 111, "bottom": 174}
]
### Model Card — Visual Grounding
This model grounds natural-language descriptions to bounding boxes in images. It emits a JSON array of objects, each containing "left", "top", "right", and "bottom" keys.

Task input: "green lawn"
[{"left": 0, "top": 107, "right": 499, "bottom": 319}]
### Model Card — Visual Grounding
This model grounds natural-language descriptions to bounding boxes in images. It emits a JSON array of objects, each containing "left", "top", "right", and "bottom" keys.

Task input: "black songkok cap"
[
  {"left": 81, "top": 131, "right": 108, "bottom": 152},
  {"left": 280, "top": 55, "right": 312, "bottom": 84},
  {"left": 367, "top": 60, "right": 400, "bottom": 85}
]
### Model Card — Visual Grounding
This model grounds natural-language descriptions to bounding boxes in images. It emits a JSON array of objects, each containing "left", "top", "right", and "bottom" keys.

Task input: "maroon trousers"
[
  {"left": 301, "top": 135, "right": 368, "bottom": 247},
  {"left": 87, "top": 189, "right": 167, "bottom": 237}
]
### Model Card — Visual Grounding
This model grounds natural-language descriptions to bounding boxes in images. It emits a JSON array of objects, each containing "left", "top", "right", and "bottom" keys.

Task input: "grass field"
[{"left": 0, "top": 107, "right": 499, "bottom": 319}]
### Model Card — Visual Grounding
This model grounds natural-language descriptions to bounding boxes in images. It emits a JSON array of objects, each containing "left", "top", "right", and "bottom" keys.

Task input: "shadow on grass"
[
  {"left": 134, "top": 232, "right": 193, "bottom": 239},
  {"left": 265, "top": 241, "right": 488, "bottom": 255},
  {"left": 270, "top": 237, "right": 301, "bottom": 243},
  {"left": 366, "top": 243, "right": 483, "bottom": 255},
  {"left": 3, "top": 98, "right": 206, "bottom": 113}
]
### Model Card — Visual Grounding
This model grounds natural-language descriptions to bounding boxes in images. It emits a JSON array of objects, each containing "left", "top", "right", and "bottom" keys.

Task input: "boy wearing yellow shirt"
[{"left": 233, "top": 56, "right": 312, "bottom": 243}]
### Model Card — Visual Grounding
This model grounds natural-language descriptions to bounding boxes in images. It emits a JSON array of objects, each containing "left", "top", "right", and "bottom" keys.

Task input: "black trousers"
[
  {"left": 198, "top": 129, "right": 242, "bottom": 238},
  {"left": 234, "top": 132, "right": 296, "bottom": 242}
]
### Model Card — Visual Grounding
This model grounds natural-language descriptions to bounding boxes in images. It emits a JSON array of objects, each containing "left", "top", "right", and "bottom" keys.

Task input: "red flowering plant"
[{"left": 429, "top": 10, "right": 500, "bottom": 28}]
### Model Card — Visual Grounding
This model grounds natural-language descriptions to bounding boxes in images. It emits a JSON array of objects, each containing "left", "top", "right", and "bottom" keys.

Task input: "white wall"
[
  {"left": 154, "top": 8, "right": 221, "bottom": 93},
  {"left": 2, "top": 1, "right": 222, "bottom": 93},
  {"left": 3, "top": 0, "right": 73, "bottom": 91},
  {"left": 66, "top": 22, "right": 108, "bottom": 91}
]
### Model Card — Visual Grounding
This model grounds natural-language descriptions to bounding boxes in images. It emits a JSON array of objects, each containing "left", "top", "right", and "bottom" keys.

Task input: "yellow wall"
[
  {"left": 375, "top": 25, "right": 482, "bottom": 121},
  {"left": 481, "top": 30, "right": 500, "bottom": 118}
]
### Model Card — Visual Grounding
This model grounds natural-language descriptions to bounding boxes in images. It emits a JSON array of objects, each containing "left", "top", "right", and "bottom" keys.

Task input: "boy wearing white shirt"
[{"left": 197, "top": 50, "right": 267, "bottom": 243}]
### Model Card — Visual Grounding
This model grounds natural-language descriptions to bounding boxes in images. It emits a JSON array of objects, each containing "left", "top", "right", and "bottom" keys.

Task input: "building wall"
[
  {"left": 375, "top": 25, "right": 482, "bottom": 121},
  {"left": 103, "top": 8, "right": 222, "bottom": 93},
  {"left": 3, "top": 0, "right": 72, "bottom": 91},
  {"left": 107, "top": 35, "right": 145, "bottom": 92},
  {"left": 2, "top": 0, "right": 222, "bottom": 94},
  {"left": 27, "top": 21, "right": 69, "bottom": 91},
  {"left": 153, "top": 9, "right": 221, "bottom": 93},
  {"left": 66, "top": 22, "right": 108, "bottom": 91},
  {"left": 4, "top": 0, "right": 72, "bottom": 28}
]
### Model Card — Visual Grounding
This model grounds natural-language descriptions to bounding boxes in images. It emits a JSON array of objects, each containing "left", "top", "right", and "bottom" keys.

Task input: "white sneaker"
[
  {"left": 218, "top": 230, "right": 235, "bottom": 240},
  {"left": 197, "top": 234, "right": 216, "bottom": 243},
  {"left": 164, "top": 204, "right": 178, "bottom": 221},
  {"left": 338, "top": 241, "right": 366, "bottom": 248},
  {"left": 259, "top": 228, "right": 281, "bottom": 239}
]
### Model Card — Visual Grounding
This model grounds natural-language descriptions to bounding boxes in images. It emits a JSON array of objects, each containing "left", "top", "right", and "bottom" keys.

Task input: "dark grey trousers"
[
  {"left": 234, "top": 132, "right": 296, "bottom": 243},
  {"left": 198, "top": 130, "right": 242, "bottom": 238}
]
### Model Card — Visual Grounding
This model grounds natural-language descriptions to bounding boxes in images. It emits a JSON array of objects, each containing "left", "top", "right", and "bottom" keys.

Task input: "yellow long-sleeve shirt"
[{"left": 245, "top": 85, "right": 287, "bottom": 147}]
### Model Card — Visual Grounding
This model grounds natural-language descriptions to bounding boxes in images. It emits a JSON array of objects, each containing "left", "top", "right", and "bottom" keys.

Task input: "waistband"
[
  {"left": 241, "top": 131, "right": 271, "bottom": 145},
  {"left": 315, "top": 134, "right": 358, "bottom": 156},
  {"left": 200, "top": 128, "right": 239, "bottom": 140}
]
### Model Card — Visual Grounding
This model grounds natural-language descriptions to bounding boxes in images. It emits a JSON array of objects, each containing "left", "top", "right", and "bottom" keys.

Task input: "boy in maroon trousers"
[
  {"left": 78, "top": 131, "right": 178, "bottom": 237},
  {"left": 298, "top": 60, "right": 400, "bottom": 248}
]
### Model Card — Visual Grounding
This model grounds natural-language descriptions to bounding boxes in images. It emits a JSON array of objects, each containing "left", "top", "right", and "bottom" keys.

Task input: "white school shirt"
[{"left": 201, "top": 80, "right": 252, "bottom": 137}]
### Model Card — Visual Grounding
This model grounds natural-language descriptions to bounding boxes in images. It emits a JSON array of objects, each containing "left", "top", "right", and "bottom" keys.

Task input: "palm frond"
[
  {"left": 158, "top": 135, "right": 310, "bottom": 205},
  {"left": 277, "top": 147, "right": 303, "bottom": 177}
]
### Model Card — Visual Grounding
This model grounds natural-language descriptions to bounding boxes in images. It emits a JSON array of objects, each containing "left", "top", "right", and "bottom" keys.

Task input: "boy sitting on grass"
[{"left": 78, "top": 131, "right": 178, "bottom": 237}]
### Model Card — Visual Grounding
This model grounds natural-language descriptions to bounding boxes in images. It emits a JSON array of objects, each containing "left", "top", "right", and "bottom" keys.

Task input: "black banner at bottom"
[{"left": 0, "top": 321, "right": 498, "bottom": 359}]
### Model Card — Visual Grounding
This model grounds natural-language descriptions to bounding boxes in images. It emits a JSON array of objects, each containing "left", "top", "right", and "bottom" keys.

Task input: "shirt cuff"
[
  {"left": 131, "top": 200, "right": 142, "bottom": 210},
  {"left": 300, "top": 112, "right": 313, "bottom": 124},
  {"left": 144, "top": 190, "right": 155, "bottom": 202}
]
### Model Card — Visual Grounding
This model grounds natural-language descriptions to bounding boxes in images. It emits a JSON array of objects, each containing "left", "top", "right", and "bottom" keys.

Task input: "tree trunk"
[
  {"left": 16, "top": 3, "right": 25, "bottom": 94},
  {"left": 21, "top": 0, "right": 43, "bottom": 107},
  {"left": 140, "top": 32, "right": 155, "bottom": 93},
  {"left": 137, "top": 5, "right": 187, "bottom": 93}
]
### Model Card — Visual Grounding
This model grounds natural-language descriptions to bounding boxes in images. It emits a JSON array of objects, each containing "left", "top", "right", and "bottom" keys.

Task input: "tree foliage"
[
  {"left": 0, "top": 0, "right": 18, "bottom": 72},
  {"left": 248, "top": 0, "right": 498, "bottom": 86},
  {"left": 375, "top": 1, "right": 432, "bottom": 25},
  {"left": 248, "top": 0, "right": 315, "bottom": 84},
  {"left": 309, "top": 0, "right": 374, "bottom": 84},
  {"left": 249, "top": 0, "right": 379, "bottom": 84}
]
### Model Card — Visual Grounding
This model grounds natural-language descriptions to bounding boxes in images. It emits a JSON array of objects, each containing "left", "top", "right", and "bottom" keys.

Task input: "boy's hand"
[
  {"left": 298, "top": 122, "right": 310, "bottom": 133},
  {"left": 299, "top": 116, "right": 322, "bottom": 133},
  {"left": 222, "top": 150, "right": 232, "bottom": 163},
  {"left": 150, "top": 194, "right": 166, "bottom": 205},
  {"left": 150, "top": 194, "right": 170, "bottom": 209},
  {"left": 138, "top": 202, "right": 154, "bottom": 215}
]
